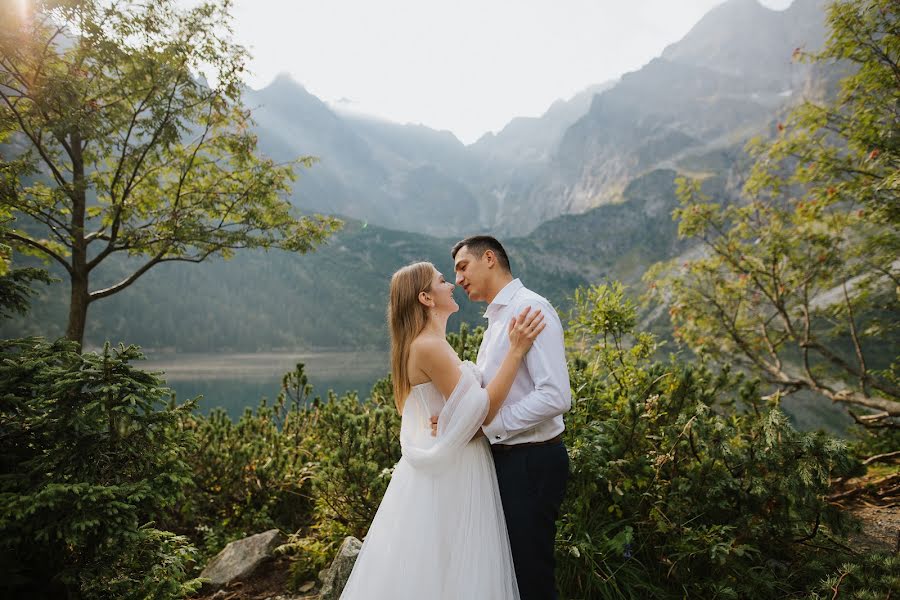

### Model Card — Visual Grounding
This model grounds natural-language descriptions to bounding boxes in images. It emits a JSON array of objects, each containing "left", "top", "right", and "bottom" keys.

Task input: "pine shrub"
[
  {"left": 0, "top": 338, "right": 203, "bottom": 599},
  {"left": 555, "top": 284, "right": 878, "bottom": 599}
]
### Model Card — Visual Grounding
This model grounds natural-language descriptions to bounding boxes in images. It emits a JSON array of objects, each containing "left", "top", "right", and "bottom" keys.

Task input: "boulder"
[
  {"left": 318, "top": 536, "right": 362, "bottom": 600},
  {"left": 200, "top": 529, "right": 286, "bottom": 589}
]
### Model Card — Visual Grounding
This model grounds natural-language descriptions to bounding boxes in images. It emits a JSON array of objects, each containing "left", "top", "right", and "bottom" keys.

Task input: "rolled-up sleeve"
[{"left": 481, "top": 299, "right": 571, "bottom": 441}]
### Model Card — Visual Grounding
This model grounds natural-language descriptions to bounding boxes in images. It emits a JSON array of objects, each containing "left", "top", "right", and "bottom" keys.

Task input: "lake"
[
  {"left": 140, "top": 350, "right": 389, "bottom": 420},
  {"left": 130, "top": 350, "right": 854, "bottom": 436}
]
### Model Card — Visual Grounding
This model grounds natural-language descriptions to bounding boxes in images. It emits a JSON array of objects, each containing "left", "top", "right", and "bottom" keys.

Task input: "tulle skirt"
[{"left": 339, "top": 436, "right": 519, "bottom": 599}]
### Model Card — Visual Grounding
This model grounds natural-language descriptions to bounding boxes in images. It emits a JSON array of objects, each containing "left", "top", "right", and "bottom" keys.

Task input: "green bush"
[
  {"left": 0, "top": 338, "right": 203, "bottom": 599},
  {"left": 174, "top": 364, "right": 402, "bottom": 588},
  {"left": 306, "top": 376, "right": 401, "bottom": 540},
  {"left": 556, "top": 284, "right": 873, "bottom": 599},
  {"left": 176, "top": 363, "right": 320, "bottom": 559},
  {"left": 7, "top": 293, "right": 885, "bottom": 598},
  {"left": 804, "top": 553, "right": 900, "bottom": 600}
]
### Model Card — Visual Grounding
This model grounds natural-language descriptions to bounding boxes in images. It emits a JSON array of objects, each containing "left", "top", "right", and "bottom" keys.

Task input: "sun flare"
[{"left": 17, "top": 0, "right": 30, "bottom": 19}]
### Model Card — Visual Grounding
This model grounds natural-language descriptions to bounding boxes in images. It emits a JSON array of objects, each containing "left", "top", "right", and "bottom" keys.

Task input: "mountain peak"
[
  {"left": 661, "top": 0, "right": 824, "bottom": 82},
  {"left": 259, "top": 72, "right": 307, "bottom": 94},
  {"left": 723, "top": 0, "right": 770, "bottom": 8}
]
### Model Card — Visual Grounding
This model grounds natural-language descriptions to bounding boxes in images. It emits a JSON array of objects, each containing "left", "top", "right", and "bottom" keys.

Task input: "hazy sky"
[{"left": 227, "top": 0, "right": 795, "bottom": 143}]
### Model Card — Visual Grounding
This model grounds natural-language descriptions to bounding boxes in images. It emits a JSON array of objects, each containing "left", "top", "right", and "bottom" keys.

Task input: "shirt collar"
[{"left": 483, "top": 278, "right": 523, "bottom": 319}]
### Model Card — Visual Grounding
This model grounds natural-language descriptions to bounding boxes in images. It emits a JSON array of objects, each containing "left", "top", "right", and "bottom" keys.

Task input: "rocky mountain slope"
[
  {"left": 243, "top": 0, "right": 827, "bottom": 237},
  {"left": 493, "top": 0, "right": 828, "bottom": 234}
]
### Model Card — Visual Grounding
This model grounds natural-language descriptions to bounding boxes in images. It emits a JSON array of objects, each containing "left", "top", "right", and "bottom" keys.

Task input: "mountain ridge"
[
  {"left": 6, "top": 0, "right": 840, "bottom": 355},
  {"left": 237, "top": 0, "right": 828, "bottom": 237}
]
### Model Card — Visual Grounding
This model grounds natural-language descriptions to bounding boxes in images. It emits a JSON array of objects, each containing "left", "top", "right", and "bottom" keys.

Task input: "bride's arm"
[
  {"left": 422, "top": 307, "right": 546, "bottom": 430},
  {"left": 481, "top": 306, "right": 545, "bottom": 424}
]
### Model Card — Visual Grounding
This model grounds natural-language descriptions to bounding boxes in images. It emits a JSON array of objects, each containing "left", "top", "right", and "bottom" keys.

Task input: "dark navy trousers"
[{"left": 491, "top": 440, "right": 569, "bottom": 600}]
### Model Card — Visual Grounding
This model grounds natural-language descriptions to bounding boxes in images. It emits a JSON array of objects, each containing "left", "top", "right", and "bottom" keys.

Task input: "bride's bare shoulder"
[
  {"left": 408, "top": 334, "right": 464, "bottom": 397},
  {"left": 409, "top": 334, "right": 458, "bottom": 368},
  {"left": 410, "top": 334, "right": 451, "bottom": 357}
]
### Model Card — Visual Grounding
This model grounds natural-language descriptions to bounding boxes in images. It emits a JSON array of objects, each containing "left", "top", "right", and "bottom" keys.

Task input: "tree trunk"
[
  {"left": 66, "top": 131, "right": 88, "bottom": 351},
  {"left": 65, "top": 273, "right": 89, "bottom": 349}
]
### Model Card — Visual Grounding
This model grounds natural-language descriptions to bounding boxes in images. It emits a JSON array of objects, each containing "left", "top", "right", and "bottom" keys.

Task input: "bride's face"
[{"left": 426, "top": 268, "right": 459, "bottom": 315}]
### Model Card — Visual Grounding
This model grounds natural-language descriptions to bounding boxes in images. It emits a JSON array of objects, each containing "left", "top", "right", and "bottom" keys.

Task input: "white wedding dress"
[{"left": 339, "top": 361, "right": 520, "bottom": 600}]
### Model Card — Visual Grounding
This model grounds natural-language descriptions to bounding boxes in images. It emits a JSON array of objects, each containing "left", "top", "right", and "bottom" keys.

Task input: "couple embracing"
[{"left": 340, "top": 235, "right": 571, "bottom": 600}]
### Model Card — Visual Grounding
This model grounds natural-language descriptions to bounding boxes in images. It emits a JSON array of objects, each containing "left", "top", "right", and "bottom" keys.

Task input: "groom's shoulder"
[{"left": 512, "top": 284, "right": 557, "bottom": 315}]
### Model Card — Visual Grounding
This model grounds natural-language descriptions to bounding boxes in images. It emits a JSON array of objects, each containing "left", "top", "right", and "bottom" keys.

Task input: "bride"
[{"left": 339, "top": 261, "right": 545, "bottom": 600}]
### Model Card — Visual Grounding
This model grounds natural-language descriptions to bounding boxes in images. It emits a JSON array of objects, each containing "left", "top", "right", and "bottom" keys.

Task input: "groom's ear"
[{"left": 483, "top": 250, "right": 496, "bottom": 269}]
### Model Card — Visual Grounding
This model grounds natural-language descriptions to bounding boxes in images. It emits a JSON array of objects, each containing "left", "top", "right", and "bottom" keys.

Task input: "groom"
[{"left": 449, "top": 235, "right": 571, "bottom": 600}]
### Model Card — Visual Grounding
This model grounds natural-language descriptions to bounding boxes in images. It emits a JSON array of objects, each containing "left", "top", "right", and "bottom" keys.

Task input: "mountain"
[
  {"left": 520, "top": 169, "right": 696, "bottom": 286},
  {"left": 6, "top": 0, "right": 839, "bottom": 351},
  {"left": 662, "top": 0, "right": 827, "bottom": 86},
  {"left": 232, "top": 1, "right": 830, "bottom": 238},
  {"left": 246, "top": 75, "right": 491, "bottom": 237},
  {"left": 4, "top": 220, "right": 584, "bottom": 352},
  {"left": 482, "top": 0, "right": 829, "bottom": 235},
  {"left": 470, "top": 80, "right": 617, "bottom": 165},
  {"left": 245, "top": 75, "right": 629, "bottom": 239},
  {"left": 464, "top": 81, "right": 619, "bottom": 233}
]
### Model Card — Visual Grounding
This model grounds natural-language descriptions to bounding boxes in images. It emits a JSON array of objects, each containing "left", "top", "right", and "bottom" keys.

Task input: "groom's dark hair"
[{"left": 452, "top": 235, "right": 512, "bottom": 273}]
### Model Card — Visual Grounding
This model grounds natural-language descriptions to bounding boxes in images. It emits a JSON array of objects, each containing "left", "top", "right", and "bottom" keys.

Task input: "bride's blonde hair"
[{"left": 388, "top": 261, "right": 435, "bottom": 413}]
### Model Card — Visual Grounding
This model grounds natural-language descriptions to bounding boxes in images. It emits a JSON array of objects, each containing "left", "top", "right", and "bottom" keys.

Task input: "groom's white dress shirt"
[{"left": 478, "top": 278, "right": 571, "bottom": 445}]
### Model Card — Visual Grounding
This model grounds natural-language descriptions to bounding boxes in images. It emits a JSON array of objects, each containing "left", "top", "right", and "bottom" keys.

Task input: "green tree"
[
  {"left": 0, "top": 339, "right": 203, "bottom": 599},
  {"left": 644, "top": 0, "right": 899, "bottom": 429},
  {"left": 0, "top": 0, "right": 340, "bottom": 347},
  {"left": 0, "top": 161, "right": 53, "bottom": 314},
  {"left": 0, "top": 263, "right": 53, "bottom": 319}
]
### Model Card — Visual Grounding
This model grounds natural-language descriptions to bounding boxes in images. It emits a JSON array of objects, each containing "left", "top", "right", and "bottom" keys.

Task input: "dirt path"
[
  {"left": 833, "top": 467, "right": 900, "bottom": 554},
  {"left": 848, "top": 503, "right": 899, "bottom": 553}
]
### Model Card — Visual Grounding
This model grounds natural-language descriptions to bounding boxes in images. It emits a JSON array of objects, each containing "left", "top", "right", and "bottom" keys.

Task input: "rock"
[
  {"left": 298, "top": 581, "right": 316, "bottom": 593},
  {"left": 262, "top": 581, "right": 315, "bottom": 599},
  {"left": 200, "top": 529, "right": 286, "bottom": 589},
  {"left": 318, "top": 536, "right": 362, "bottom": 600}
]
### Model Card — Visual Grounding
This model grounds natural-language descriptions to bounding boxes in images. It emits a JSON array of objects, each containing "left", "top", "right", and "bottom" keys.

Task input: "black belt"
[{"left": 491, "top": 433, "right": 563, "bottom": 452}]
